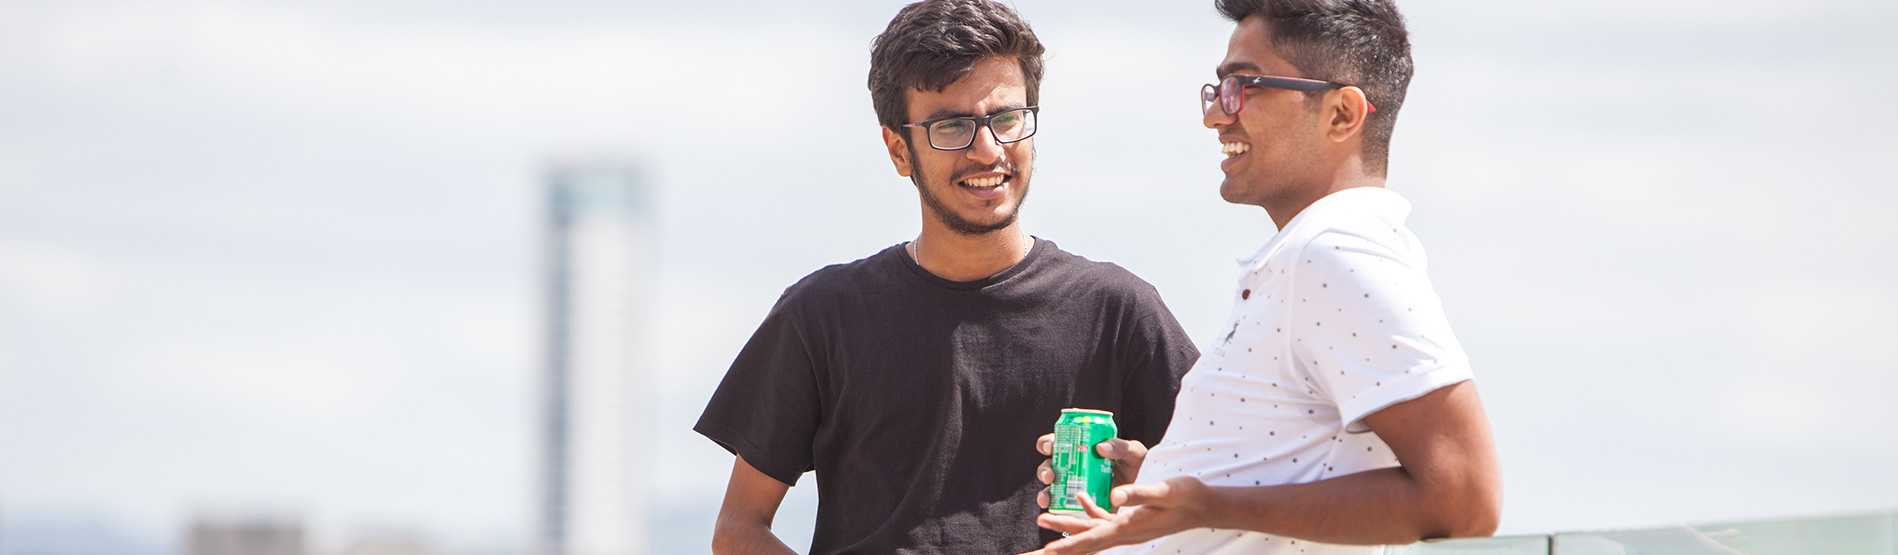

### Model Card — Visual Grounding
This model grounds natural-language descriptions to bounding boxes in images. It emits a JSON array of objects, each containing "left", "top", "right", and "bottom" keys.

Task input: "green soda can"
[{"left": 1049, "top": 408, "right": 1117, "bottom": 515}]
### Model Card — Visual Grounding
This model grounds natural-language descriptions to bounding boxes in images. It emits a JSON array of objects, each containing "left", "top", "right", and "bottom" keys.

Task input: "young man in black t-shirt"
[{"left": 694, "top": 1, "right": 1199, "bottom": 553}]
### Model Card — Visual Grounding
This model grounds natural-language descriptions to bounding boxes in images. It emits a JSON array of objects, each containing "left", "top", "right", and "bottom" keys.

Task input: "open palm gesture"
[{"left": 1019, "top": 476, "right": 1214, "bottom": 555}]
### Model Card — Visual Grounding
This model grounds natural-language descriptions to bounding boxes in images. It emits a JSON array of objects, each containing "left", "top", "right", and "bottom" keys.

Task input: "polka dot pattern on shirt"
[{"left": 1113, "top": 188, "right": 1472, "bottom": 555}]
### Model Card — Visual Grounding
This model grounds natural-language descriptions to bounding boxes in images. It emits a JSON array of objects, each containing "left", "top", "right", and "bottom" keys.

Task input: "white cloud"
[
  {"left": 0, "top": 238, "right": 120, "bottom": 318},
  {"left": 115, "top": 332, "right": 412, "bottom": 430},
  {"left": 11, "top": 1, "right": 870, "bottom": 151},
  {"left": 423, "top": 295, "right": 534, "bottom": 380},
  {"left": 1429, "top": 0, "right": 1894, "bottom": 27},
  {"left": 1699, "top": 281, "right": 1898, "bottom": 447},
  {"left": 1740, "top": 281, "right": 1896, "bottom": 361},
  {"left": 0, "top": 152, "right": 15, "bottom": 193},
  {"left": 1701, "top": 376, "right": 1835, "bottom": 443}
]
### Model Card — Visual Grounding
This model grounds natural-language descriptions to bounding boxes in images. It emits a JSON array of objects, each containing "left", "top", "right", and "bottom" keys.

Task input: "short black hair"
[
  {"left": 868, "top": 0, "right": 1045, "bottom": 134},
  {"left": 1217, "top": 0, "right": 1412, "bottom": 176}
]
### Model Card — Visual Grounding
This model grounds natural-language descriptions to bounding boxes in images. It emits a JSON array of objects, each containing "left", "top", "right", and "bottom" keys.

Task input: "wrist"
[{"left": 1175, "top": 477, "right": 1221, "bottom": 526}]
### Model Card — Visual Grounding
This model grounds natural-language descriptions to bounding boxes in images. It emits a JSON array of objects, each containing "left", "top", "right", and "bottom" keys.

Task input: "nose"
[
  {"left": 1203, "top": 102, "right": 1235, "bottom": 130},
  {"left": 965, "top": 124, "right": 1005, "bottom": 164}
]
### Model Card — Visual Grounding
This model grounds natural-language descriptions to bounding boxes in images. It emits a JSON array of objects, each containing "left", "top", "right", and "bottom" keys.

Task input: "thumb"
[
  {"left": 1094, "top": 438, "right": 1146, "bottom": 461},
  {"left": 1109, "top": 482, "right": 1167, "bottom": 507}
]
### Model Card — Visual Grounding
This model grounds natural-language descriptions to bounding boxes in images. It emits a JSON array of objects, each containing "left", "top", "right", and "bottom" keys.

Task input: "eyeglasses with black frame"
[
  {"left": 902, "top": 106, "right": 1040, "bottom": 151},
  {"left": 1201, "top": 75, "right": 1376, "bottom": 116}
]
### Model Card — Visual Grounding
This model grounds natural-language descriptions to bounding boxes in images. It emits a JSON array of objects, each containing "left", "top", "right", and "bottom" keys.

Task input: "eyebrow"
[
  {"left": 1217, "top": 61, "right": 1261, "bottom": 79},
  {"left": 923, "top": 103, "right": 1028, "bottom": 122}
]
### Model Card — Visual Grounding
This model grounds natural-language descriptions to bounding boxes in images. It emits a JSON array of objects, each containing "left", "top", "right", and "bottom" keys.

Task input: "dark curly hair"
[{"left": 868, "top": 0, "right": 1045, "bottom": 134}]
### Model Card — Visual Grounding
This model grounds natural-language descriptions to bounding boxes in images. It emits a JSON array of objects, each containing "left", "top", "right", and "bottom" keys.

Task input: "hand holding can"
[{"left": 1048, "top": 408, "right": 1117, "bottom": 515}]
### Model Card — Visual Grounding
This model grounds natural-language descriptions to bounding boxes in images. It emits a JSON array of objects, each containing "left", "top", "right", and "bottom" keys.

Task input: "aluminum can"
[{"left": 1049, "top": 408, "right": 1117, "bottom": 515}]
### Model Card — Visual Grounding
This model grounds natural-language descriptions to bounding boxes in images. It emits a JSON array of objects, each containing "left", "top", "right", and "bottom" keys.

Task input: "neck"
[
  {"left": 911, "top": 219, "right": 1034, "bottom": 282},
  {"left": 1263, "top": 156, "right": 1385, "bottom": 229}
]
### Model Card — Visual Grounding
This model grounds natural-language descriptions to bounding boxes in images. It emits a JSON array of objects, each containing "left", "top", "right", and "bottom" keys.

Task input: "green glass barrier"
[
  {"left": 1551, "top": 513, "right": 1895, "bottom": 555},
  {"left": 1386, "top": 513, "right": 1896, "bottom": 554},
  {"left": 1389, "top": 535, "right": 1551, "bottom": 554}
]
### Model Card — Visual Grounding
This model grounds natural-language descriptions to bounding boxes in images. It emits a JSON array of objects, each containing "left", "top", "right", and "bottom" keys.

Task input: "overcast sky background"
[{"left": 1, "top": 0, "right": 1895, "bottom": 553}]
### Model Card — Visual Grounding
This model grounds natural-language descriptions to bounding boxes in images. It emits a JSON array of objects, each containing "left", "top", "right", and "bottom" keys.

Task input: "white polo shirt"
[{"left": 1105, "top": 187, "right": 1473, "bottom": 555}]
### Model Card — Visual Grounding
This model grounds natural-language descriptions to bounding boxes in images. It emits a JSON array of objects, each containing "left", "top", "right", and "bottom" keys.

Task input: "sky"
[{"left": 0, "top": 0, "right": 1895, "bottom": 553}]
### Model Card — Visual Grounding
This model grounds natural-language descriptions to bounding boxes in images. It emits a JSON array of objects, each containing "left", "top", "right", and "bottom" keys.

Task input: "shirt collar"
[{"left": 1235, "top": 186, "right": 1410, "bottom": 271}]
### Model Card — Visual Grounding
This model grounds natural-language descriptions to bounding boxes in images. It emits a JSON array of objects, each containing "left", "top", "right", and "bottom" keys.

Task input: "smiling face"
[
  {"left": 882, "top": 56, "right": 1033, "bottom": 236},
  {"left": 1205, "top": 16, "right": 1334, "bottom": 210}
]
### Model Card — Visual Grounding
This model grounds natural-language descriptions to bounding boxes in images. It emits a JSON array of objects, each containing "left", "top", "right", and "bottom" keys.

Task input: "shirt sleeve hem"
[
  {"left": 692, "top": 420, "right": 807, "bottom": 487},
  {"left": 1337, "top": 361, "right": 1474, "bottom": 433}
]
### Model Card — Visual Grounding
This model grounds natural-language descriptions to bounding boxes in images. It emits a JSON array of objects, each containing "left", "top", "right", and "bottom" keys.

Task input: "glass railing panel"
[
  {"left": 1388, "top": 535, "right": 1551, "bottom": 555},
  {"left": 1551, "top": 513, "right": 1895, "bottom": 555}
]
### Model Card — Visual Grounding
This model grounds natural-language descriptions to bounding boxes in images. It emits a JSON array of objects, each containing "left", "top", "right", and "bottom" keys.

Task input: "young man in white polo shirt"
[{"left": 1022, "top": 1, "right": 1502, "bottom": 554}]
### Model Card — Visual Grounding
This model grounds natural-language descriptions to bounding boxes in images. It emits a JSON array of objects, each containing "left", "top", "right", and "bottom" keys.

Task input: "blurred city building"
[
  {"left": 537, "top": 163, "right": 652, "bottom": 555},
  {"left": 185, "top": 517, "right": 304, "bottom": 555},
  {"left": 333, "top": 530, "right": 436, "bottom": 555}
]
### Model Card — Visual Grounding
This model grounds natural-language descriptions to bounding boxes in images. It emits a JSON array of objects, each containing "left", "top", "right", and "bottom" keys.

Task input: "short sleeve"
[
  {"left": 693, "top": 293, "right": 824, "bottom": 486},
  {"left": 1116, "top": 289, "right": 1200, "bottom": 447},
  {"left": 1290, "top": 227, "right": 1472, "bottom": 431}
]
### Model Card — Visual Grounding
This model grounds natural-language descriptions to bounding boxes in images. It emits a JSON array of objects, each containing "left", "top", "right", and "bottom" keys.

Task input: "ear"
[
  {"left": 882, "top": 126, "right": 913, "bottom": 177},
  {"left": 1326, "top": 86, "right": 1372, "bottom": 144}
]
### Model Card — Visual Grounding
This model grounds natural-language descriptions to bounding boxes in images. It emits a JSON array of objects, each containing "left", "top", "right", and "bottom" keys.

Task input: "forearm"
[
  {"left": 711, "top": 519, "right": 797, "bottom": 555},
  {"left": 1197, "top": 381, "right": 1503, "bottom": 545},
  {"left": 1200, "top": 466, "right": 1497, "bottom": 545},
  {"left": 714, "top": 455, "right": 798, "bottom": 555}
]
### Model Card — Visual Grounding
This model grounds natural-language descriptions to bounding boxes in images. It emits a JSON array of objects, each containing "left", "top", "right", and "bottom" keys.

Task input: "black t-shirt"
[{"left": 694, "top": 238, "right": 1199, "bottom": 554}]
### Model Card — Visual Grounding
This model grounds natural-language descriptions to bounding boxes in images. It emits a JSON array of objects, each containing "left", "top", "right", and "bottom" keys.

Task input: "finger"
[
  {"left": 1104, "top": 440, "right": 1148, "bottom": 485},
  {"left": 1036, "top": 433, "right": 1055, "bottom": 456},
  {"left": 1075, "top": 492, "right": 1114, "bottom": 520},
  {"left": 1122, "top": 439, "right": 1147, "bottom": 459},
  {"left": 1095, "top": 438, "right": 1141, "bottom": 460},
  {"left": 1037, "top": 487, "right": 1049, "bottom": 509},
  {"left": 1111, "top": 482, "right": 1167, "bottom": 507},
  {"left": 1038, "top": 460, "right": 1053, "bottom": 485},
  {"left": 1035, "top": 512, "right": 1102, "bottom": 535},
  {"left": 1041, "top": 524, "right": 1124, "bottom": 555}
]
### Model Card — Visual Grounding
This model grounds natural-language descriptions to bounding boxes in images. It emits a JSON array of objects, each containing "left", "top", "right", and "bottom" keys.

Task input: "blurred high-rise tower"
[{"left": 538, "top": 164, "right": 651, "bottom": 555}]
